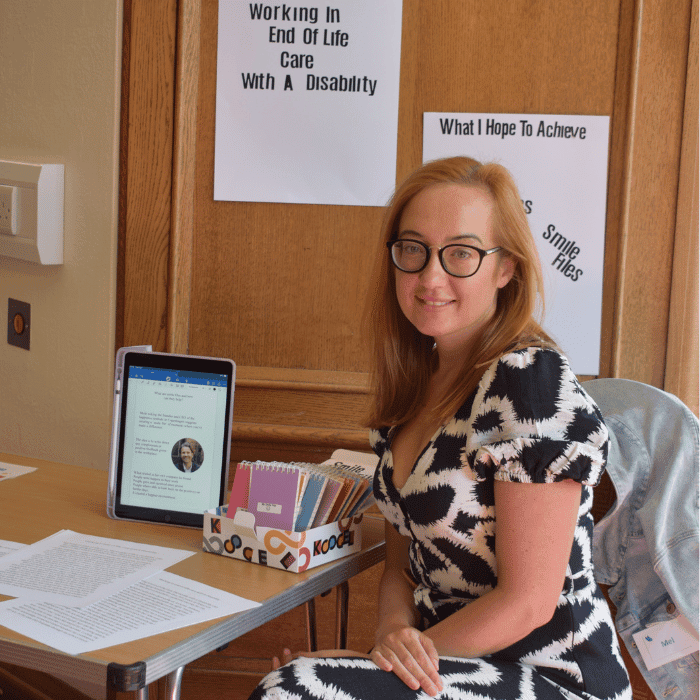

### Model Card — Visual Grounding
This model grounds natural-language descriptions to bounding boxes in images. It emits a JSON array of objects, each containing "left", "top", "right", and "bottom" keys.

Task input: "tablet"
[{"left": 107, "top": 347, "right": 236, "bottom": 528}]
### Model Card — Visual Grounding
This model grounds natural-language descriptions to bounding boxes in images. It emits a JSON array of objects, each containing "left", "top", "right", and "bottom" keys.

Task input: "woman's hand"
[{"left": 371, "top": 625, "right": 443, "bottom": 697}]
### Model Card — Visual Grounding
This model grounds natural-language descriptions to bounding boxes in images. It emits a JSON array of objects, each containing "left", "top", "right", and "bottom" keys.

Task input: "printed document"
[
  {"left": 0, "top": 571, "right": 261, "bottom": 655},
  {"left": 0, "top": 540, "right": 24, "bottom": 558},
  {"left": 0, "top": 530, "right": 194, "bottom": 606},
  {"left": 0, "top": 462, "right": 36, "bottom": 481}
]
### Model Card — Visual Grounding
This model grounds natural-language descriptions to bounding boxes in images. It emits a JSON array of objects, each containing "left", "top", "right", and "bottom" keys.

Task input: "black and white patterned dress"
[{"left": 249, "top": 348, "right": 632, "bottom": 700}]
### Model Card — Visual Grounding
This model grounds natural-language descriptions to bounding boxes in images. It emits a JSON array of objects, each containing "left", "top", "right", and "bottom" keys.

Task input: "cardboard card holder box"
[{"left": 203, "top": 507, "right": 363, "bottom": 572}]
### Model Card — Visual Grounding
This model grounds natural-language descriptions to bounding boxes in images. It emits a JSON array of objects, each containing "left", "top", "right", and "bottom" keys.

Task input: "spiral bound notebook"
[
  {"left": 294, "top": 471, "right": 326, "bottom": 531},
  {"left": 245, "top": 462, "right": 303, "bottom": 530},
  {"left": 310, "top": 474, "right": 344, "bottom": 528},
  {"left": 227, "top": 461, "right": 252, "bottom": 518}
]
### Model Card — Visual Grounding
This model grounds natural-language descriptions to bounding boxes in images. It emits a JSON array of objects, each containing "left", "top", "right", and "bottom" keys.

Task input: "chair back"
[{"left": 583, "top": 378, "right": 699, "bottom": 700}]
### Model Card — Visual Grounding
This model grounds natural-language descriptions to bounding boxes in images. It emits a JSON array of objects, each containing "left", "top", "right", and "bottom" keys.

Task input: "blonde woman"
[{"left": 250, "top": 157, "right": 631, "bottom": 700}]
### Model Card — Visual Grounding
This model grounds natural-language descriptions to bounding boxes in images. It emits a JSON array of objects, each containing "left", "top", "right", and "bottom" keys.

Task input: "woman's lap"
[{"left": 248, "top": 655, "right": 575, "bottom": 699}]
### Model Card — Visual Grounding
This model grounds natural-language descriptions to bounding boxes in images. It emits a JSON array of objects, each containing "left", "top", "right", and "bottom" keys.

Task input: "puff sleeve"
[{"left": 464, "top": 348, "right": 608, "bottom": 486}]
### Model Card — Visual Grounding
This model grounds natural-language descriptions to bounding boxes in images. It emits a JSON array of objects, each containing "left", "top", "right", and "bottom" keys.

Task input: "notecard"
[
  {"left": 294, "top": 471, "right": 326, "bottom": 531},
  {"left": 226, "top": 462, "right": 252, "bottom": 519},
  {"left": 247, "top": 462, "right": 303, "bottom": 530}
]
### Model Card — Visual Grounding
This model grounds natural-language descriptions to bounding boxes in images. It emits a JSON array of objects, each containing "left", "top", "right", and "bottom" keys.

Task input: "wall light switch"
[
  {"left": 0, "top": 185, "right": 19, "bottom": 236},
  {"left": 0, "top": 161, "right": 64, "bottom": 265}
]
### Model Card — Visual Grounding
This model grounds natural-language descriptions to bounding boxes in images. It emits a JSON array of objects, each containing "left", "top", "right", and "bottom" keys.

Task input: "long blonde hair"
[{"left": 365, "top": 156, "right": 556, "bottom": 428}]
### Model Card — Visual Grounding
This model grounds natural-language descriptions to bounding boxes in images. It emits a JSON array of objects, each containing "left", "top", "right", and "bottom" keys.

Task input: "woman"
[
  {"left": 175, "top": 440, "right": 200, "bottom": 473},
  {"left": 249, "top": 157, "right": 631, "bottom": 699}
]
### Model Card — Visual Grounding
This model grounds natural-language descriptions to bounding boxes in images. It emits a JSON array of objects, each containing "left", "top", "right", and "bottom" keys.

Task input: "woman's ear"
[{"left": 496, "top": 254, "right": 516, "bottom": 289}]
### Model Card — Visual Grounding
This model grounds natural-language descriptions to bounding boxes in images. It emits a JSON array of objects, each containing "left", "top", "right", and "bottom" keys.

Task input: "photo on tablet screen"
[{"left": 107, "top": 349, "right": 235, "bottom": 528}]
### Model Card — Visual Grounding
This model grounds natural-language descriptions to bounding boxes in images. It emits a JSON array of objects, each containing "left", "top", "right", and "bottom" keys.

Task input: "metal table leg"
[
  {"left": 305, "top": 598, "right": 318, "bottom": 651},
  {"left": 162, "top": 666, "right": 184, "bottom": 700},
  {"left": 335, "top": 581, "right": 349, "bottom": 649}
]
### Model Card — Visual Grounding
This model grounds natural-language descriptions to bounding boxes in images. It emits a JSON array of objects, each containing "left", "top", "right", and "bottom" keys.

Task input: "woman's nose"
[{"left": 419, "top": 249, "right": 447, "bottom": 283}]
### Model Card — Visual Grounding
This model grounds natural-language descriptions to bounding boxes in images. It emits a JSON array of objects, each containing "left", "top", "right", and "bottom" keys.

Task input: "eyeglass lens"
[{"left": 390, "top": 240, "right": 484, "bottom": 277}]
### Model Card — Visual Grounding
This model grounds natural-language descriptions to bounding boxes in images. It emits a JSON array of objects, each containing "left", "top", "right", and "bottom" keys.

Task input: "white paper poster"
[
  {"left": 215, "top": 1, "right": 403, "bottom": 206},
  {"left": 423, "top": 113, "right": 611, "bottom": 375}
]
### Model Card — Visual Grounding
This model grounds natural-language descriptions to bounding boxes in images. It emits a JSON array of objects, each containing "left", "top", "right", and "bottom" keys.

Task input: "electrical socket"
[
  {"left": 0, "top": 185, "right": 18, "bottom": 236},
  {"left": 8, "top": 298, "right": 30, "bottom": 350}
]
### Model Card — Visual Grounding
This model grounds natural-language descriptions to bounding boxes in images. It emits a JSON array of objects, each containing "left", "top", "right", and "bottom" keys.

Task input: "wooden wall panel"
[
  {"left": 611, "top": 0, "right": 694, "bottom": 387},
  {"left": 117, "top": 0, "right": 178, "bottom": 351},
  {"left": 189, "top": 0, "right": 382, "bottom": 373},
  {"left": 118, "top": 0, "right": 698, "bottom": 401},
  {"left": 665, "top": 0, "right": 699, "bottom": 415},
  {"left": 170, "top": 0, "right": 640, "bottom": 454},
  {"left": 168, "top": 0, "right": 202, "bottom": 354}
]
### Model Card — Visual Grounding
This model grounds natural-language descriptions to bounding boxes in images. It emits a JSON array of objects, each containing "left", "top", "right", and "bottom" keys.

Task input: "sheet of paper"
[
  {"left": 214, "top": 0, "right": 403, "bottom": 206},
  {"left": 326, "top": 449, "right": 379, "bottom": 470},
  {"left": 0, "top": 530, "right": 194, "bottom": 606},
  {"left": 0, "top": 571, "right": 261, "bottom": 655},
  {"left": 0, "top": 541, "right": 24, "bottom": 557},
  {"left": 0, "top": 462, "right": 37, "bottom": 481}
]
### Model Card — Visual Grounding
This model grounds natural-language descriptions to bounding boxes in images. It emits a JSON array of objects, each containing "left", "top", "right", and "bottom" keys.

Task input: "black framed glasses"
[{"left": 387, "top": 239, "right": 502, "bottom": 278}]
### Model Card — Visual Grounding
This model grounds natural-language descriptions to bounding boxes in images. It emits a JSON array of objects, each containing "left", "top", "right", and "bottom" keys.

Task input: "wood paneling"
[
  {"left": 665, "top": 0, "right": 699, "bottom": 415},
  {"left": 186, "top": 0, "right": 381, "bottom": 373},
  {"left": 610, "top": 0, "right": 695, "bottom": 388},
  {"left": 168, "top": 0, "right": 202, "bottom": 354},
  {"left": 188, "top": 0, "right": 623, "bottom": 375},
  {"left": 118, "top": 0, "right": 698, "bottom": 396},
  {"left": 117, "top": 0, "right": 178, "bottom": 352}
]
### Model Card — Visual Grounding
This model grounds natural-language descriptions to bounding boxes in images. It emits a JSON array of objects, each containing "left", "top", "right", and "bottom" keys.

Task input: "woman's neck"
[{"left": 433, "top": 341, "right": 473, "bottom": 380}]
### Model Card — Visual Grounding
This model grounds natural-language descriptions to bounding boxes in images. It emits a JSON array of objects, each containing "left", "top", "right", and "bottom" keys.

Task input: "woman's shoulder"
[
  {"left": 492, "top": 344, "right": 569, "bottom": 370},
  {"left": 475, "top": 346, "right": 594, "bottom": 418},
  {"left": 484, "top": 345, "right": 573, "bottom": 386}
]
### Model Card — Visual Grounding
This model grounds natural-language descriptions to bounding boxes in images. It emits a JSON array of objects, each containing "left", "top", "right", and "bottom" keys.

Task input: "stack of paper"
[
  {"left": 226, "top": 450, "right": 378, "bottom": 531},
  {"left": 0, "top": 530, "right": 260, "bottom": 655}
]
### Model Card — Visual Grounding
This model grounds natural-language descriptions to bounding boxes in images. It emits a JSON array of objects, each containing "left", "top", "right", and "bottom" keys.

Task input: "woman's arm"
[
  {"left": 375, "top": 520, "right": 421, "bottom": 635},
  {"left": 371, "top": 520, "right": 444, "bottom": 696},
  {"left": 423, "top": 478, "right": 582, "bottom": 657},
  {"left": 371, "top": 478, "right": 581, "bottom": 693}
]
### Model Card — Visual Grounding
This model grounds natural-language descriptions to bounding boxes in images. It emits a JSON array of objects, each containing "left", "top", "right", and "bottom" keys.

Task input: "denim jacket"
[{"left": 584, "top": 379, "right": 699, "bottom": 700}]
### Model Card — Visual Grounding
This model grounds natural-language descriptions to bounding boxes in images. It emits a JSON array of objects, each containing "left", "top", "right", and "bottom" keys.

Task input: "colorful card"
[
  {"left": 247, "top": 462, "right": 303, "bottom": 530},
  {"left": 294, "top": 471, "right": 327, "bottom": 531},
  {"left": 226, "top": 462, "right": 252, "bottom": 519}
]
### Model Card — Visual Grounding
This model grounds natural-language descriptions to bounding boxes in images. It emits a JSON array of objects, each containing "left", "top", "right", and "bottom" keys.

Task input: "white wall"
[{"left": 0, "top": 1, "right": 122, "bottom": 470}]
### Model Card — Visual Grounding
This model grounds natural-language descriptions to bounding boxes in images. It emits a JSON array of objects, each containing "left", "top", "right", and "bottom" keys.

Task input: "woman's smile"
[{"left": 418, "top": 296, "right": 454, "bottom": 307}]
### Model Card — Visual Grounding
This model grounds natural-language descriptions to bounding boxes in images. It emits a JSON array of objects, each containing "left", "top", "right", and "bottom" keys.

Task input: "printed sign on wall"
[
  {"left": 215, "top": 1, "right": 403, "bottom": 206},
  {"left": 423, "top": 113, "right": 611, "bottom": 375}
]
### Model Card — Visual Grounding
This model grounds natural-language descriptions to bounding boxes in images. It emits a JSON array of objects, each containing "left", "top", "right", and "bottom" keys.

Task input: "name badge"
[{"left": 632, "top": 612, "right": 699, "bottom": 671}]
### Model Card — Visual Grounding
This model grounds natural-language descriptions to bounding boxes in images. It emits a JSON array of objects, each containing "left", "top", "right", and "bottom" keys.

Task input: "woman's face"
[
  {"left": 394, "top": 184, "right": 513, "bottom": 355},
  {"left": 180, "top": 445, "right": 193, "bottom": 463}
]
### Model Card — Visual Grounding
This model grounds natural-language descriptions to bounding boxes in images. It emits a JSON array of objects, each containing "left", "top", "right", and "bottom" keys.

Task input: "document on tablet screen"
[{"left": 120, "top": 365, "right": 228, "bottom": 517}]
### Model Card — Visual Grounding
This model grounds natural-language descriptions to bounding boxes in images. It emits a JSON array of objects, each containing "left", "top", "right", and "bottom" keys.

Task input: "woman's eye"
[{"left": 451, "top": 247, "right": 473, "bottom": 259}]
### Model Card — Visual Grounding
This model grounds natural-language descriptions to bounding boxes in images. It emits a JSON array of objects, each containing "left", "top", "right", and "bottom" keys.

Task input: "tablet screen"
[{"left": 109, "top": 351, "right": 235, "bottom": 528}]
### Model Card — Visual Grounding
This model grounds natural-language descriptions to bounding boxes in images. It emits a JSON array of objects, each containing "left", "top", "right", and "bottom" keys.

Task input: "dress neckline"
[{"left": 387, "top": 422, "right": 447, "bottom": 493}]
